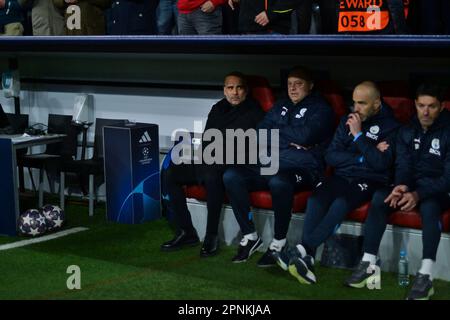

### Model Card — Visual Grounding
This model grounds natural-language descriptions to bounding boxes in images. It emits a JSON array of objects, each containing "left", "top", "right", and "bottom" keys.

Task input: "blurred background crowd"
[{"left": 0, "top": 0, "right": 449, "bottom": 36}]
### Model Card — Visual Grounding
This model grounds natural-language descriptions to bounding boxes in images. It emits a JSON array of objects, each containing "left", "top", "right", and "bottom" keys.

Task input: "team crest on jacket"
[
  {"left": 281, "top": 106, "right": 288, "bottom": 117},
  {"left": 366, "top": 125, "right": 380, "bottom": 140},
  {"left": 295, "top": 108, "right": 307, "bottom": 119},
  {"left": 414, "top": 138, "right": 420, "bottom": 150},
  {"left": 430, "top": 138, "right": 441, "bottom": 156}
]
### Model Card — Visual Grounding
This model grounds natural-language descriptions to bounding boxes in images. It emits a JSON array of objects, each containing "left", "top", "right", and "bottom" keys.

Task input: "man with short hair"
[
  {"left": 223, "top": 66, "right": 335, "bottom": 265},
  {"left": 279, "top": 81, "right": 400, "bottom": 284},
  {"left": 160, "top": 72, "right": 265, "bottom": 257},
  {"left": 345, "top": 83, "right": 450, "bottom": 300}
]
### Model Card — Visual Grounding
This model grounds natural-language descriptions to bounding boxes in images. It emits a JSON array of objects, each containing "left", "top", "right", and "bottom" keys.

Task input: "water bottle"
[{"left": 398, "top": 250, "right": 410, "bottom": 287}]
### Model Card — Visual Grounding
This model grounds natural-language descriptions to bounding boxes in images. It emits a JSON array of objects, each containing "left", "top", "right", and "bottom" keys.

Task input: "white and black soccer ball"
[
  {"left": 18, "top": 209, "right": 47, "bottom": 237},
  {"left": 41, "top": 204, "right": 65, "bottom": 231}
]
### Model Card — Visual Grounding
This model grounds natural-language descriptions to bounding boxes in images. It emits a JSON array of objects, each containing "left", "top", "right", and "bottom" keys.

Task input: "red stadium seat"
[
  {"left": 379, "top": 81, "right": 415, "bottom": 124},
  {"left": 388, "top": 209, "right": 450, "bottom": 232},
  {"left": 184, "top": 185, "right": 207, "bottom": 201},
  {"left": 347, "top": 202, "right": 371, "bottom": 223},
  {"left": 250, "top": 190, "right": 312, "bottom": 213},
  {"left": 443, "top": 88, "right": 450, "bottom": 111},
  {"left": 247, "top": 75, "right": 276, "bottom": 112},
  {"left": 316, "top": 80, "right": 348, "bottom": 126}
]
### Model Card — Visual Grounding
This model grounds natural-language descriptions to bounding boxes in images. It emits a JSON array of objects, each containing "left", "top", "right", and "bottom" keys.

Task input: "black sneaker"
[
  {"left": 406, "top": 273, "right": 434, "bottom": 300},
  {"left": 276, "top": 245, "right": 303, "bottom": 271},
  {"left": 344, "top": 260, "right": 380, "bottom": 289},
  {"left": 232, "top": 237, "right": 263, "bottom": 263},
  {"left": 288, "top": 255, "right": 317, "bottom": 284},
  {"left": 257, "top": 248, "right": 279, "bottom": 267}
]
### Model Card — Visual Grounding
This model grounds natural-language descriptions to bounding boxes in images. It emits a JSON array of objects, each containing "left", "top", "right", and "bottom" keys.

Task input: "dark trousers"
[
  {"left": 302, "top": 175, "right": 381, "bottom": 257},
  {"left": 223, "top": 166, "right": 313, "bottom": 240},
  {"left": 161, "top": 162, "right": 225, "bottom": 235},
  {"left": 418, "top": 0, "right": 450, "bottom": 34},
  {"left": 363, "top": 187, "right": 450, "bottom": 260},
  {"left": 316, "top": 0, "right": 339, "bottom": 34}
]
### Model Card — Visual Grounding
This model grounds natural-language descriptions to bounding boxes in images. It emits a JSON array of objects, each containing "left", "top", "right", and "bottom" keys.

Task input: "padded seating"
[
  {"left": 443, "top": 89, "right": 450, "bottom": 111},
  {"left": 184, "top": 78, "right": 449, "bottom": 236},
  {"left": 185, "top": 77, "right": 347, "bottom": 214},
  {"left": 247, "top": 75, "right": 275, "bottom": 112},
  {"left": 316, "top": 80, "right": 348, "bottom": 126},
  {"left": 379, "top": 81, "right": 415, "bottom": 124}
]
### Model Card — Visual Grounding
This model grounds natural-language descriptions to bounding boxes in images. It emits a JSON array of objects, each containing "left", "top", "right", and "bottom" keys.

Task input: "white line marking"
[{"left": 0, "top": 227, "right": 89, "bottom": 251}]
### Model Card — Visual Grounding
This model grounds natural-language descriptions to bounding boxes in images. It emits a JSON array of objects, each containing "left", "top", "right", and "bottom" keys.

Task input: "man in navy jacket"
[
  {"left": 223, "top": 66, "right": 335, "bottom": 266},
  {"left": 345, "top": 83, "right": 450, "bottom": 300},
  {"left": 279, "top": 81, "right": 400, "bottom": 284}
]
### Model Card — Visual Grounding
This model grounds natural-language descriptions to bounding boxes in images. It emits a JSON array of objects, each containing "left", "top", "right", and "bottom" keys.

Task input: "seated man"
[
  {"left": 223, "top": 66, "right": 335, "bottom": 265},
  {"left": 280, "top": 81, "right": 400, "bottom": 284},
  {"left": 345, "top": 83, "right": 450, "bottom": 300},
  {"left": 160, "top": 72, "right": 265, "bottom": 257}
]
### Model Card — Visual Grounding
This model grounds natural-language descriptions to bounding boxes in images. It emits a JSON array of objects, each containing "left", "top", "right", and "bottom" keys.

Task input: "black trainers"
[
  {"left": 344, "top": 260, "right": 380, "bottom": 289},
  {"left": 232, "top": 237, "right": 263, "bottom": 263},
  {"left": 276, "top": 245, "right": 304, "bottom": 271},
  {"left": 257, "top": 248, "right": 279, "bottom": 267},
  {"left": 406, "top": 273, "right": 434, "bottom": 300},
  {"left": 288, "top": 255, "right": 317, "bottom": 284}
]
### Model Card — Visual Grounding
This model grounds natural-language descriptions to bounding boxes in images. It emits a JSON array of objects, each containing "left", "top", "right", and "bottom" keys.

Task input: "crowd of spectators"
[{"left": 0, "top": 0, "right": 449, "bottom": 36}]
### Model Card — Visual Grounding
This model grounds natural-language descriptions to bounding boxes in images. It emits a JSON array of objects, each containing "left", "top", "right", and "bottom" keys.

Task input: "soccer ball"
[
  {"left": 18, "top": 209, "right": 47, "bottom": 237},
  {"left": 41, "top": 204, "right": 65, "bottom": 231}
]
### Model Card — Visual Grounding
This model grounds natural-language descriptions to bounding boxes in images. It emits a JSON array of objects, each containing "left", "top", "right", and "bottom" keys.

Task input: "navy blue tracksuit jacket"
[
  {"left": 395, "top": 110, "right": 450, "bottom": 200},
  {"left": 257, "top": 91, "right": 335, "bottom": 180},
  {"left": 326, "top": 103, "right": 400, "bottom": 184}
]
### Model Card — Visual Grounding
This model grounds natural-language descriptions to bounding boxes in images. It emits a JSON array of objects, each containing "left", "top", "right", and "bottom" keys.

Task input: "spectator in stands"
[
  {"left": 228, "top": 0, "right": 301, "bottom": 34},
  {"left": 337, "top": 0, "right": 409, "bottom": 34},
  {"left": 53, "top": 0, "right": 111, "bottom": 35},
  {"left": 21, "top": 0, "right": 64, "bottom": 35},
  {"left": 0, "top": 0, "right": 24, "bottom": 36},
  {"left": 223, "top": 66, "right": 335, "bottom": 266},
  {"left": 279, "top": 81, "right": 399, "bottom": 284},
  {"left": 345, "top": 83, "right": 450, "bottom": 300},
  {"left": 160, "top": 72, "right": 265, "bottom": 257},
  {"left": 177, "top": 0, "right": 225, "bottom": 35},
  {"left": 106, "top": 0, "right": 158, "bottom": 35},
  {"left": 156, "top": 0, "right": 178, "bottom": 34}
]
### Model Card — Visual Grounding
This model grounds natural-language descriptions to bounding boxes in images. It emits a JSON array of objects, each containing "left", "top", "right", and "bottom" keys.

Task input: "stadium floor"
[{"left": 1, "top": 195, "right": 450, "bottom": 300}]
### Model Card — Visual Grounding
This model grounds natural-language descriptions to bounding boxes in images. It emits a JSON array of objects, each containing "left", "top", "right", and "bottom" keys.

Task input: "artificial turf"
[{"left": 1, "top": 198, "right": 450, "bottom": 300}]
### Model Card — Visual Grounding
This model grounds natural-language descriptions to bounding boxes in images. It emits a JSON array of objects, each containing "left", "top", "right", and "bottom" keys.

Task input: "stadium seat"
[
  {"left": 379, "top": 81, "right": 415, "bottom": 124},
  {"left": 388, "top": 209, "right": 450, "bottom": 232},
  {"left": 316, "top": 80, "right": 348, "bottom": 126},
  {"left": 443, "top": 88, "right": 450, "bottom": 111},
  {"left": 247, "top": 75, "right": 276, "bottom": 112}
]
